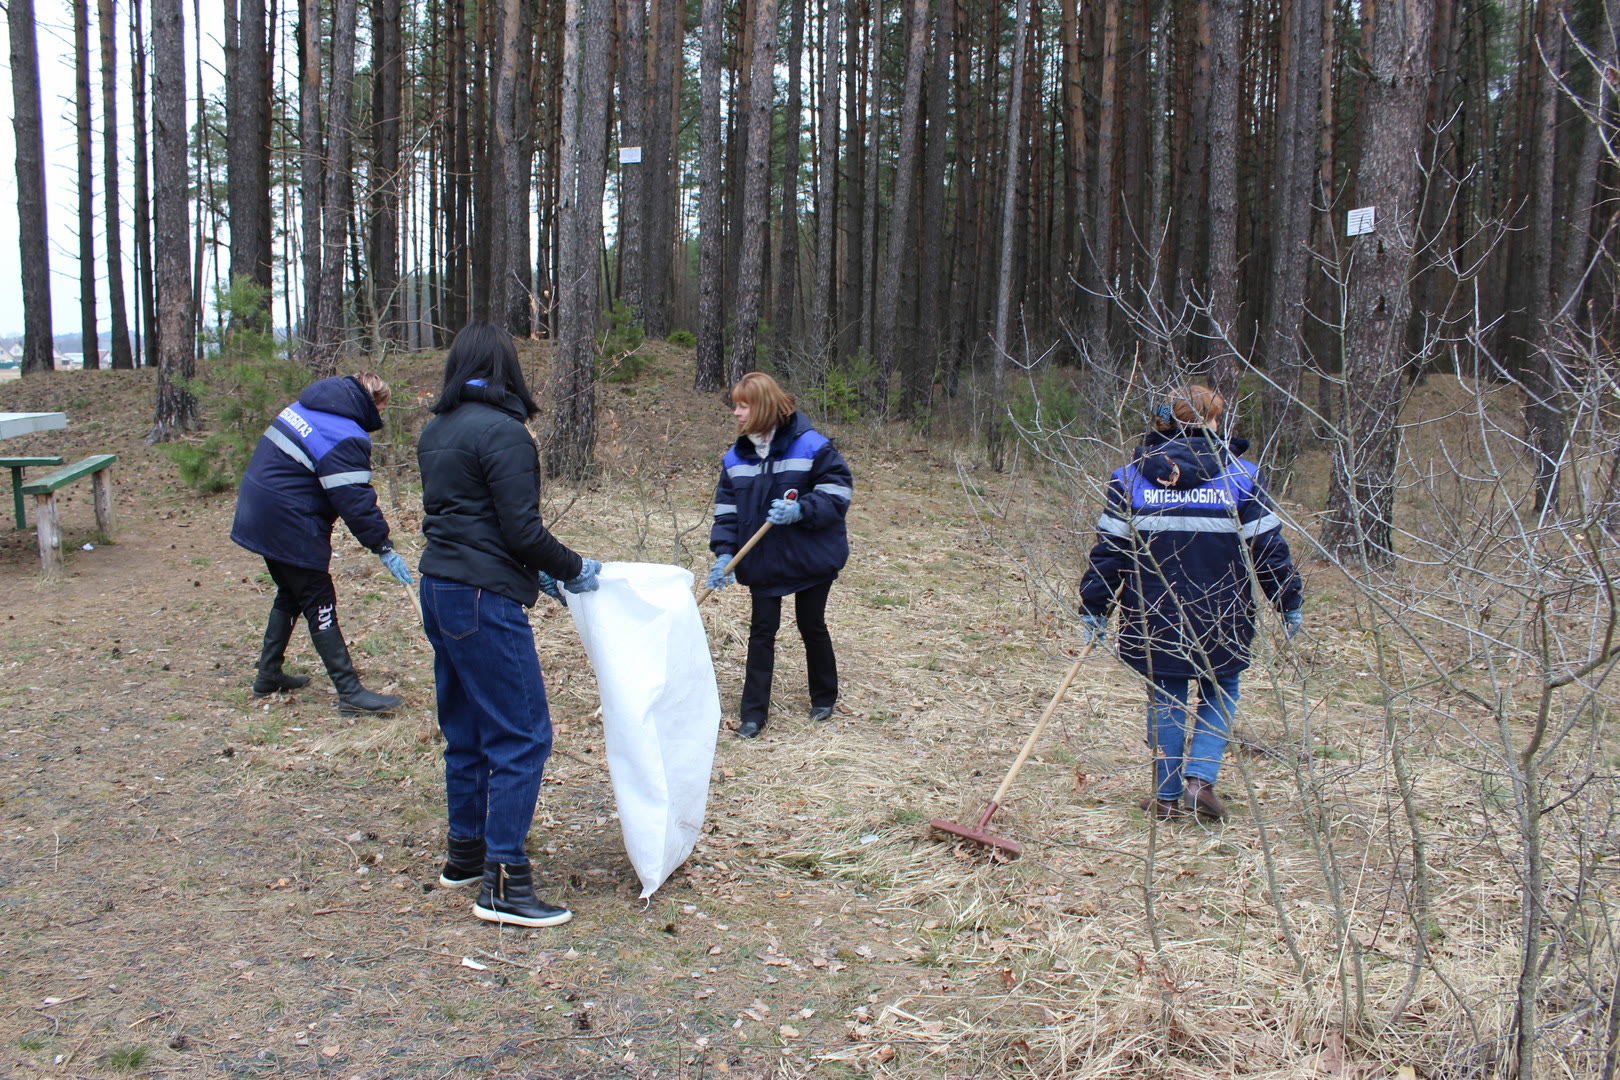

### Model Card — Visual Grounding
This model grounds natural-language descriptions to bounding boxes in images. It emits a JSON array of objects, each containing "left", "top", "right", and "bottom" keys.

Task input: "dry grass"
[{"left": 0, "top": 359, "right": 1611, "bottom": 1078}]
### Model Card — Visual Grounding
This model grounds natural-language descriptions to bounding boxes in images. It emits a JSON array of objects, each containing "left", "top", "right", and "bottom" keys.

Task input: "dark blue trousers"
[{"left": 420, "top": 574, "right": 554, "bottom": 865}]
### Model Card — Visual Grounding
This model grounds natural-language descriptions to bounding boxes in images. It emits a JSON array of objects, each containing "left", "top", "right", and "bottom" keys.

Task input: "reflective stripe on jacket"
[
  {"left": 231, "top": 376, "right": 391, "bottom": 570},
  {"left": 710, "top": 410, "right": 852, "bottom": 597},
  {"left": 1078, "top": 431, "right": 1301, "bottom": 679}
]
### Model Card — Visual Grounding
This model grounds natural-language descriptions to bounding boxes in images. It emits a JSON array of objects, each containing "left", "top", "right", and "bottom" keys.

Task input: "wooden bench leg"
[
  {"left": 9, "top": 466, "right": 24, "bottom": 530},
  {"left": 92, "top": 467, "right": 113, "bottom": 533},
  {"left": 35, "top": 492, "right": 60, "bottom": 573}
]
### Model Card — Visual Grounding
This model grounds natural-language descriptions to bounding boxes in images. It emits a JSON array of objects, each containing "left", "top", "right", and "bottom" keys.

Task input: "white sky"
[{"left": 0, "top": 0, "right": 224, "bottom": 341}]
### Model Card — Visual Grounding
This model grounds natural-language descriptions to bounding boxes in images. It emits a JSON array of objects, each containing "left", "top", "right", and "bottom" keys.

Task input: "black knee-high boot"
[
  {"left": 252, "top": 607, "right": 312, "bottom": 696},
  {"left": 310, "top": 625, "right": 402, "bottom": 714}
]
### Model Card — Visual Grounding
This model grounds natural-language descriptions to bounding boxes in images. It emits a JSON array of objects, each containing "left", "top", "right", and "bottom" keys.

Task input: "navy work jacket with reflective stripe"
[
  {"left": 231, "top": 376, "right": 392, "bottom": 570},
  {"left": 1078, "top": 431, "right": 1301, "bottom": 679},
  {"left": 709, "top": 410, "right": 852, "bottom": 597}
]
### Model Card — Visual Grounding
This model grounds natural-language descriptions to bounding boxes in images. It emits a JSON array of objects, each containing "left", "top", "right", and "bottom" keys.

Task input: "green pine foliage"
[
  {"left": 598, "top": 300, "right": 649, "bottom": 383},
  {"left": 162, "top": 278, "right": 309, "bottom": 494}
]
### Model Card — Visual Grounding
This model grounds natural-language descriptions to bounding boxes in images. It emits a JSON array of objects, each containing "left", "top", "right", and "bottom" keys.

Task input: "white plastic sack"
[{"left": 564, "top": 562, "right": 720, "bottom": 898}]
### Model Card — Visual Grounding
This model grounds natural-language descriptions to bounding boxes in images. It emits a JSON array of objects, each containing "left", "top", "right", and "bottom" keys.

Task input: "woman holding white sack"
[
  {"left": 707, "top": 372, "right": 853, "bottom": 739},
  {"left": 416, "top": 322, "right": 603, "bottom": 928}
]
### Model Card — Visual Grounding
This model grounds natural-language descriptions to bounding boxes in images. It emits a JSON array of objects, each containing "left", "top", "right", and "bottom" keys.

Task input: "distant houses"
[{"left": 0, "top": 344, "right": 113, "bottom": 370}]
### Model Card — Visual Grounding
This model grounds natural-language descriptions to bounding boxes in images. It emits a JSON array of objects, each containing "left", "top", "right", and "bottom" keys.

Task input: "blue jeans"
[
  {"left": 1148, "top": 672, "right": 1240, "bottom": 801},
  {"left": 420, "top": 575, "right": 553, "bottom": 865}
]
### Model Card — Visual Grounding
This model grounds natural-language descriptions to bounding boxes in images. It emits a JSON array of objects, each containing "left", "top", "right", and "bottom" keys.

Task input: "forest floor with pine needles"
[{"left": 0, "top": 350, "right": 1584, "bottom": 1079}]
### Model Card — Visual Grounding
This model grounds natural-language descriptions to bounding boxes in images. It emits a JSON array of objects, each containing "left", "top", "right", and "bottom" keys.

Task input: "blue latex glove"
[
  {"left": 1283, "top": 608, "right": 1303, "bottom": 639},
  {"left": 1079, "top": 613, "right": 1107, "bottom": 647},
  {"left": 706, "top": 554, "right": 735, "bottom": 592},
  {"left": 767, "top": 497, "right": 803, "bottom": 526},
  {"left": 538, "top": 571, "right": 566, "bottom": 605},
  {"left": 564, "top": 558, "right": 602, "bottom": 594},
  {"left": 378, "top": 549, "right": 413, "bottom": 586}
]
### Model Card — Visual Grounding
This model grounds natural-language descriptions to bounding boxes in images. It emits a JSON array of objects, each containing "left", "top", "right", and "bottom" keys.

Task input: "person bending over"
[{"left": 232, "top": 370, "right": 409, "bottom": 714}]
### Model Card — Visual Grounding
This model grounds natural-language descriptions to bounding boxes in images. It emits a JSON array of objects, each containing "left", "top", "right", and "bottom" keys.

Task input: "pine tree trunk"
[
  {"left": 309, "top": 0, "right": 358, "bottom": 371},
  {"left": 75, "top": 0, "right": 99, "bottom": 368},
  {"left": 618, "top": 0, "right": 647, "bottom": 322},
  {"left": 1320, "top": 0, "right": 1434, "bottom": 564},
  {"left": 150, "top": 0, "right": 195, "bottom": 440},
  {"left": 1060, "top": 0, "right": 1085, "bottom": 322},
  {"left": 1259, "top": 0, "right": 1322, "bottom": 461},
  {"left": 1556, "top": 0, "right": 1617, "bottom": 311},
  {"left": 227, "top": 0, "right": 272, "bottom": 330},
  {"left": 640, "top": 0, "right": 679, "bottom": 335},
  {"left": 549, "top": 0, "right": 610, "bottom": 480},
  {"left": 1205, "top": 0, "right": 1241, "bottom": 395},
  {"left": 369, "top": 0, "right": 403, "bottom": 344},
  {"left": 809, "top": 0, "right": 842, "bottom": 369},
  {"left": 1082, "top": 0, "right": 1119, "bottom": 354},
  {"left": 9, "top": 0, "right": 55, "bottom": 375},
  {"left": 858, "top": 0, "right": 880, "bottom": 360},
  {"left": 131, "top": 2, "right": 158, "bottom": 368},
  {"left": 99, "top": 0, "right": 133, "bottom": 368},
  {"left": 988, "top": 0, "right": 1031, "bottom": 471},
  {"left": 491, "top": 0, "right": 532, "bottom": 334},
  {"left": 297, "top": 0, "right": 324, "bottom": 360},
  {"left": 1521, "top": 0, "right": 1568, "bottom": 513},
  {"left": 839, "top": 0, "right": 864, "bottom": 362},
  {"left": 1171, "top": 0, "right": 1211, "bottom": 366},
  {"left": 876, "top": 0, "right": 928, "bottom": 406},
  {"left": 729, "top": 0, "right": 778, "bottom": 384},
  {"left": 911, "top": 0, "right": 952, "bottom": 411},
  {"left": 771, "top": 0, "right": 807, "bottom": 376},
  {"left": 695, "top": 0, "right": 726, "bottom": 390}
]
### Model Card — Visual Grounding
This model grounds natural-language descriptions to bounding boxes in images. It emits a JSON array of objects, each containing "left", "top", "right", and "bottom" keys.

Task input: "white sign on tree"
[{"left": 1347, "top": 206, "right": 1376, "bottom": 236}]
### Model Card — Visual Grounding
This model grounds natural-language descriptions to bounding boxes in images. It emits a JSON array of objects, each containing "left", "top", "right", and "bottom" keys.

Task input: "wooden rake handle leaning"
[
  {"left": 694, "top": 490, "right": 797, "bottom": 606},
  {"left": 932, "top": 588, "right": 1120, "bottom": 857}
]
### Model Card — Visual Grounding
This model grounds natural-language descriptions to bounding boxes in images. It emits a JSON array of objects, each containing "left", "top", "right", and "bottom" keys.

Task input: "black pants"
[
  {"left": 741, "top": 580, "right": 837, "bottom": 725},
  {"left": 264, "top": 558, "right": 339, "bottom": 632}
]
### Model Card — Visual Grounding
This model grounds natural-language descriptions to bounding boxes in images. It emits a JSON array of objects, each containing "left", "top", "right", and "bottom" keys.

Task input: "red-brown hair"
[
  {"left": 730, "top": 372, "right": 796, "bottom": 436},
  {"left": 1153, "top": 385, "right": 1223, "bottom": 432}
]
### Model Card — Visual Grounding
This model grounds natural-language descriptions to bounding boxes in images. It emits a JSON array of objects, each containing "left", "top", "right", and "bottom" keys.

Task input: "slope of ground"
[{"left": 0, "top": 356, "right": 1594, "bottom": 1079}]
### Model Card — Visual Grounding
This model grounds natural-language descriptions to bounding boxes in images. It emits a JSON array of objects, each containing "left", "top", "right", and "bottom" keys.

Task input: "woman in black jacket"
[
  {"left": 1078, "top": 386, "right": 1303, "bottom": 821},
  {"left": 416, "top": 322, "right": 602, "bottom": 928},
  {"left": 706, "top": 372, "right": 853, "bottom": 738}
]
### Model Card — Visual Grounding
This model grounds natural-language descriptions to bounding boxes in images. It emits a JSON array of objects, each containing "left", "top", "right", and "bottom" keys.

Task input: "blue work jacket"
[
  {"left": 1078, "top": 430, "right": 1302, "bottom": 679},
  {"left": 709, "top": 411, "right": 853, "bottom": 597},
  {"left": 231, "top": 376, "right": 392, "bottom": 570}
]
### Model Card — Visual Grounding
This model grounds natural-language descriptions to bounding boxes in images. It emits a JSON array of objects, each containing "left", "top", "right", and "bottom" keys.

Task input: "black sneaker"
[
  {"left": 808, "top": 705, "right": 834, "bottom": 722},
  {"left": 438, "top": 834, "right": 484, "bottom": 888},
  {"left": 473, "top": 861, "right": 572, "bottom": 928}
]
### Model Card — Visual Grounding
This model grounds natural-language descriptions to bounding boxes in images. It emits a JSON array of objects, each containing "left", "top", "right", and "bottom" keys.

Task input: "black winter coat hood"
[
  {"left": 300, "top": 375, "right": 385, "bottom": 432},
  {"left": 1135, "top": 428, "right": 1249, "bottom": 490}
]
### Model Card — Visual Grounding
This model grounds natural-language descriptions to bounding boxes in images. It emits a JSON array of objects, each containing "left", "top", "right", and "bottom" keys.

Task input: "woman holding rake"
[{"left": 706, "top": 372, "right": 853, "bottom": 739}]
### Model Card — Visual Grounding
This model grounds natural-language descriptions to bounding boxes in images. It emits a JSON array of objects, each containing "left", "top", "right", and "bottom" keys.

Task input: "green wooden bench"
[
  {"left": 2, "top": 455, "right": 65, "bottom": 529},
  {"left": 22, "top": 454, "right": 117, "bottom": 573}
]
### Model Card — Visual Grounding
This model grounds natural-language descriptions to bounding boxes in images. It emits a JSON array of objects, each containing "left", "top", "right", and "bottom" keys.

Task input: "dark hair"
[{"left": 430, "top": 322, "right": 541, "bottom": 419}]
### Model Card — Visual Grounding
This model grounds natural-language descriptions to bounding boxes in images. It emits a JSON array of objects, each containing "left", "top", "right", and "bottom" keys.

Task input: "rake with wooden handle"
[
  {"left": 929, "top": 639, "right": 1100, "bottom": 857},
  {"left": 695, "top": 489, "right": 796, "bottom": 605},
  {"left": 932, "top": 586, "right": 1121, "bottom": 857}
]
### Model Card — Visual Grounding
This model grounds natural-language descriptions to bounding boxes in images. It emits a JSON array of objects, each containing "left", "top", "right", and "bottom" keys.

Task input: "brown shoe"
[
  {"left": 1183, "top": 779, "right": 1229, "bottom": 821},
  {"left": 1138, "top": 796, "right": 1185, "bottom": 821}
]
